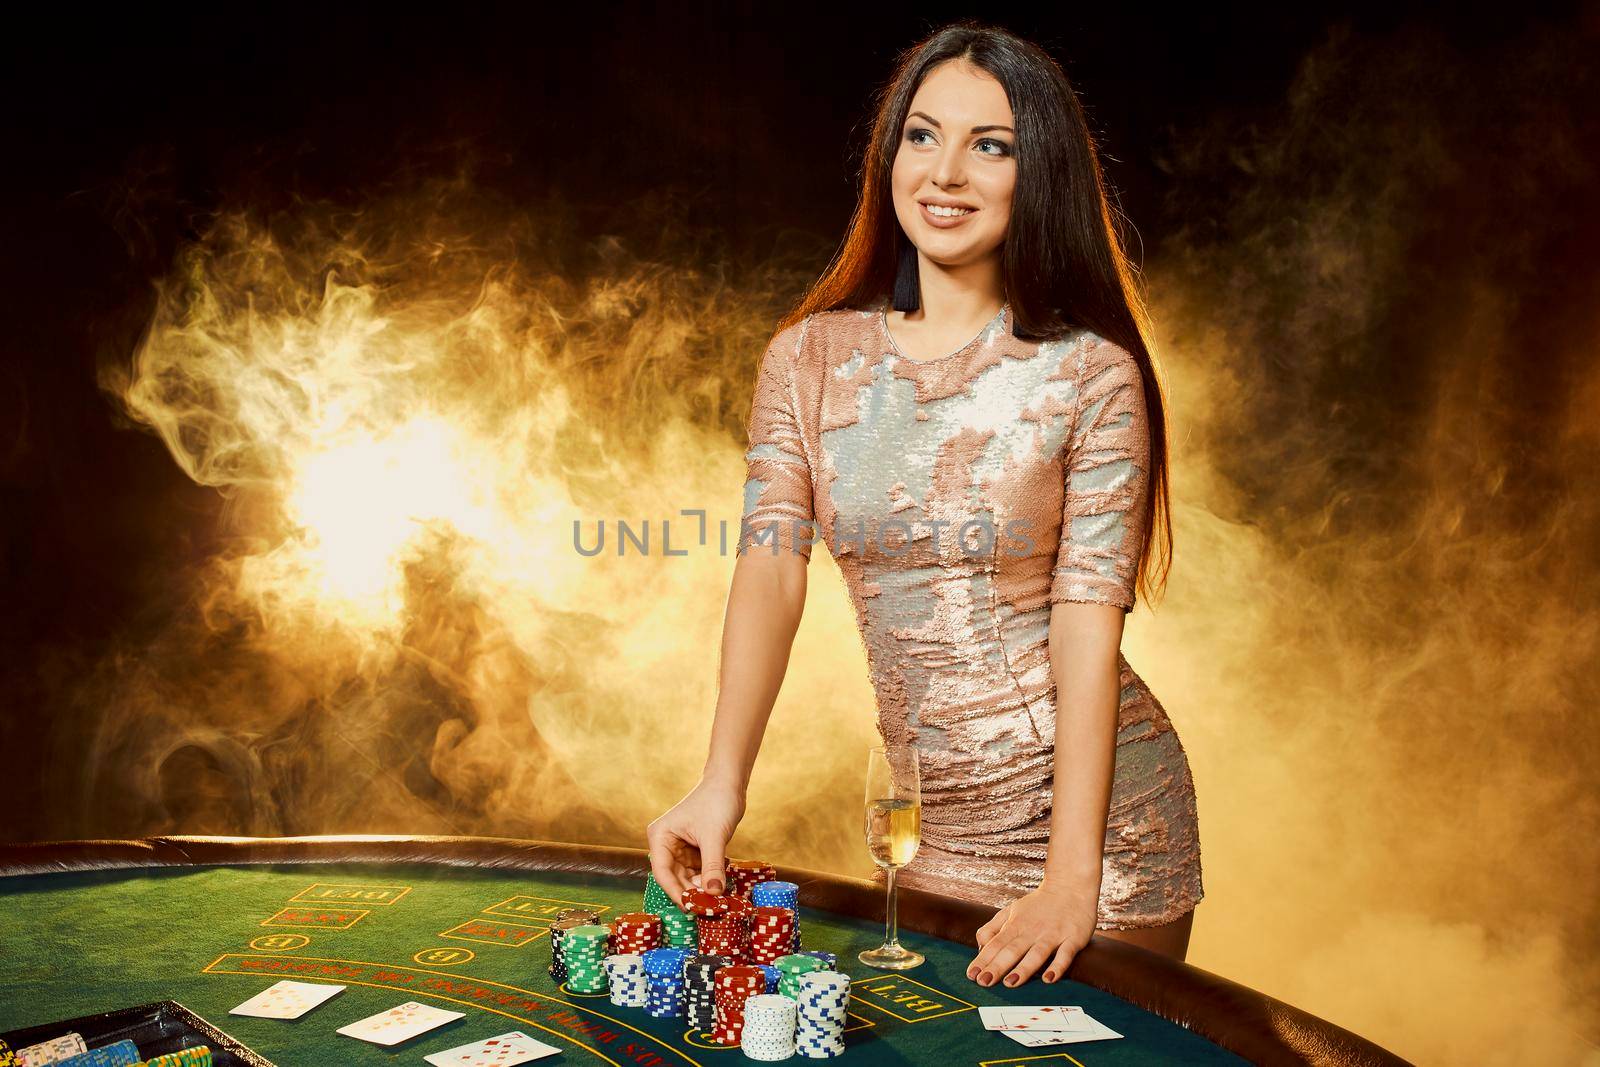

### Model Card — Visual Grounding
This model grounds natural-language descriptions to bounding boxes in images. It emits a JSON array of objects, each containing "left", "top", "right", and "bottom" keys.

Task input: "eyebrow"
[{"left": 907, "top": 110, "right": 1014, "bottom": 134}]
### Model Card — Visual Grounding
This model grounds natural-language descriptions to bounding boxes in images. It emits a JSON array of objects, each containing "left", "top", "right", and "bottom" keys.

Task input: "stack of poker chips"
[
  {"left": 608, "top": 911, "right": 663, "bottom": 955},
  {"left": 756, "top": 962, "right": 781, "bottom": 993},
  {"left": 794, "top": 970, "right": 851, "bottom": 1058},
  {"left": 2, "top": 1038, "right": 208, "bottom": 1067},
  {"left": 681, "top": 887, "right": 753, "bottom": 964},
  {"left": 751, "top": 880, "right": 802, "bottom": 952},
  {"left": 740, "top": 993, "right": 799, "bottom": 1061},
  {"left": 682, "top": 952, "right": 729, "bottom": 1031},
  {"left": 797, "top": 949, "right": 837, "bottom": 970},
  {"left": 773, "top": 952, "right": 827, "bottom": 999},
  {"left": 13, "top": 1032, "right": 87, "bottom": 1064},
  {"left": 659, "top": 907, "right": 698, "bottom": 948},
  {"left": 725, "top": 859, "right": 778, "bottom": 899},
  {"left": 710, "top": 963, "right": 765, "bottom": 1046},
  {"left": 549, "top": 907, "right": 602, "bottom": 984},
  {"left": 561, "top": 923, "right": 613, "bottom": 993},
  {"left": 642, "top": 872, "right": 698, "bottom": 948},
  {"left": 34, "top": 1039, "right": 142, "bottom": 1066},
  {"left": 749, "top": 905, "right": 797, "bottom": 964},
  {"left": 135, "top": 1050, "right": 212, "bottom": 1067},
  {"left": 603, "top": 953, "right": 648, "bottom": 1007},
  {"left": 641, "top": 946, "right": 692, "bottom": 1018}
]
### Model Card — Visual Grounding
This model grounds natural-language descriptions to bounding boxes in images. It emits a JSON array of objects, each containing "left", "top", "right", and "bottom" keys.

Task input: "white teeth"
[{"left": 925, "top": 204, "right": 974, "bottom": 217}]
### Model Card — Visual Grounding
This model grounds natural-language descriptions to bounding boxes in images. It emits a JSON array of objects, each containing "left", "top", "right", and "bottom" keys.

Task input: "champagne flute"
[{"left": 858, "top": 743, "right": 925, "bottom": 970}]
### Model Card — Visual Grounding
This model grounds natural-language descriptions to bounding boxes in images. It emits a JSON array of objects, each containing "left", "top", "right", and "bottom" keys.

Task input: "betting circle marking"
[{"left": 248, "top": 934, "right": 310, "bottom": 951}]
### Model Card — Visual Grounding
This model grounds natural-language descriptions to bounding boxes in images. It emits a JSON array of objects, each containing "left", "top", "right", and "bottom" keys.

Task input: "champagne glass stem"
[{"left": 885, "top": 865, "right": 899, "bottom": 948}]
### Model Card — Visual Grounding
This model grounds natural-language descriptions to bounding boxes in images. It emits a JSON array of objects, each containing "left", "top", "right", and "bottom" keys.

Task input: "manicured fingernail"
[
  {"left": 1005, "top": 975, "right": 1018, "bottom": 986},
  {"left": 980, "top": 972, "right": 991, "bottom": 985},
  {"left": 1044, "top": 972, "right": 1056, "bottom": 982}
]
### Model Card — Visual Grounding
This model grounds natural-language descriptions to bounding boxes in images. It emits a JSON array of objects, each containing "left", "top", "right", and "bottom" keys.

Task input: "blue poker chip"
[
  {"left": 750, "top": 881, "right": 800, "bottom": 910},
  {"left": 55, "top": 1041, "right": 141, "bottom": 1067},
  {"left": 642, "top": 946, "right": 688, "bottom": 977}
]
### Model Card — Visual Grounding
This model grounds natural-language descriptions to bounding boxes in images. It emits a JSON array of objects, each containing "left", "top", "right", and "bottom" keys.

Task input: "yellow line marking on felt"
[
  {"left": 482, "top": 894, "right": 612, "bottom": 923},
  {"left": 850, "top": 972, "right": 978, "bottom": 1023},
  {"left": 249, "top": 934, "right": 311, "bottom": 952},
  {"left": 680, "top": 1029, "right": 737, "bottom": 1051},
  {"left": 201, "top": 953, "right": 709, "bottom": 1067},
  {"left": 842, "top": 1008, "right": 877, "bottom": 1033},
  {"left": 289, "top": 882, "right": 413, "bottom": 906},
  {"left": 259, "top": 907, "right": 370, "bottom": 930},
  {"left": 558, "top": 982, "right": 611, "bottom": 998},
  {"left": 439, "top": 919, "right": 548, "bottom": 948},
  {"left": 978, "top": 1055, "right": 1088, "bottom": 1067}
]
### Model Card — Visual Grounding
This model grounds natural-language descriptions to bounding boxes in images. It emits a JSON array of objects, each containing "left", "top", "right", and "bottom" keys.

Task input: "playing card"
[
  {"left": 337, "top": 1001, "right": 466, "bottom": 1046},
  {"left": 998, "top": 1015, "right": 1124, "bottom": 1046},
  {"left": 979, "top": 1004, "right": 1090, "bottom": 1031},
  {"left": 230, "top": 979, "right": 347, "bottom": 1019},
  {"left": 986, "top": 1005, "right": 1094, "bottom": 1032},
  {"left": 423, "top": 1031, "right": 563, "bottom": 1066}
]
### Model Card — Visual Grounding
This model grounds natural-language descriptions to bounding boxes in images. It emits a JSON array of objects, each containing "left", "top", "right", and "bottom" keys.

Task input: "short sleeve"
[
  {"left": 1048, "top": 340, "right": 1151, "bottom": 612},
  {"left": 737, "top": 319, "right": 817, "bottom": 561}
]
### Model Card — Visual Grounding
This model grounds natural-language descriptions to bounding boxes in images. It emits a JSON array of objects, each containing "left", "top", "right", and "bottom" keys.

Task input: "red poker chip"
[
  {"left": 725, "top": 861, "right": 778, "bottom": 902},
  {"left": 681, "top": 888, "right": 732, "bottom": 917},
  {"left": 713, "top": 972, "right": 761, "bottom": 991}
]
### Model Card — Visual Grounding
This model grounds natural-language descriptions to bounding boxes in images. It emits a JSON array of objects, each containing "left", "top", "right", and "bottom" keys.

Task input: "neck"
[{"left": 900, "top": 257, "right": 1005, "bottom": 324}]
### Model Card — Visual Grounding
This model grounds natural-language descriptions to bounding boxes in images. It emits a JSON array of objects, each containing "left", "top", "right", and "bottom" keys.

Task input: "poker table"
[{"left": 0, "top": 837, "right": 1407, "bottom": 1067}]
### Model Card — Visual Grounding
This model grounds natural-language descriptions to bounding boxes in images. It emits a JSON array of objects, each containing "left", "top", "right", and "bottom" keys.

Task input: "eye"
[
  {"left": 977, "top": 138, "right": 1013, "bottom": 157},
  {"left": 907, "top": 127, "right": 934, "bottom": 146}
]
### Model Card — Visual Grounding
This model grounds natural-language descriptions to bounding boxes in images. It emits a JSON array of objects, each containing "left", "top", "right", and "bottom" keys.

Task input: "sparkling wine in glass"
[{"left": 859, "top": 744, "right": 925, "bottom": 970}]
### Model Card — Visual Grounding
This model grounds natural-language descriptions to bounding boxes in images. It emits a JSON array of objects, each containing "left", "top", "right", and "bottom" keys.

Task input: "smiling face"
[{"left": 891, "top": 59, "right": 1017, "bottom": 275}]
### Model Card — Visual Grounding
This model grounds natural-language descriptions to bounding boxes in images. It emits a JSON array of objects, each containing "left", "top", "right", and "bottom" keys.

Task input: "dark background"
[
  {"left": 3, "top": 0, "right": 1596, "bottom": 829},
  {"left": 6, "top": 2, "right": 1431, "bottom": 832},
  {"left": 3, "top": 4, "right": 1599, "bottom": 1057}
]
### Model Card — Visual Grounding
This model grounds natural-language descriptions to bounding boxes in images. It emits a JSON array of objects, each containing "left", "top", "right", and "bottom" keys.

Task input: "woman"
[{"left": 647, "top": 20, "right": 1201, "bottom": 990}]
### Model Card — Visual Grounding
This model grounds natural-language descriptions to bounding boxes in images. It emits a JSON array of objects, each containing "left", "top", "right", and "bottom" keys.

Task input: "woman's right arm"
[
  {"left": 646, "top": 549, "right": 806, "bottom": 900},
  {"left": 648, "top": 318, "right": 816, "bottom": 902}
]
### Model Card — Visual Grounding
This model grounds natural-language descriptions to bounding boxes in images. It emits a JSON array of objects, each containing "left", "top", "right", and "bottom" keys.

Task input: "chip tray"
[{"left": 0, "top": 1001, "right": 274, "bottom": 1067}]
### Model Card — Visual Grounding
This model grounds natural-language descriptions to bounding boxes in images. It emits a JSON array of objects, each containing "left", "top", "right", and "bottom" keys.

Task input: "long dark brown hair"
[{"left": 776, "top": 18, "right": 1172, "bottom": 610}]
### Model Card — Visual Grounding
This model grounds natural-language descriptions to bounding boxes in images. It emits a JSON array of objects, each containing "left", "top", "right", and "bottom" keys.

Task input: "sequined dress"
[{"left": 737, "top": 299, "right": 1203, "bottom": 929}]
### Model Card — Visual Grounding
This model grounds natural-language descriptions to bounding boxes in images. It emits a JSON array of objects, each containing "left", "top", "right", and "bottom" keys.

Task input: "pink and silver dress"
[{"left": 738, "top": 299, "right": 1203, "bottom": 929}]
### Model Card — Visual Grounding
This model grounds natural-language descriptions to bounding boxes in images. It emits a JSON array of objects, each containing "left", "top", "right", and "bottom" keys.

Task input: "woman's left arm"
[
  {"left": 966, "top": 339, "right": 1152, "bottom": 988},
  {"left": 964, "top": 602, "right": 1121, "bottom": 987}
]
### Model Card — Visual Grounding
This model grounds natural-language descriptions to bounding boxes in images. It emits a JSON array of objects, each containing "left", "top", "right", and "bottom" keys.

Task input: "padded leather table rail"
[{"left": 0, "top": 836, "right": 1408, "bottom": 1066}]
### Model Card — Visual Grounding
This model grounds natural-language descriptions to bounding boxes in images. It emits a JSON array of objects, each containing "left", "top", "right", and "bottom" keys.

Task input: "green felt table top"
[{"left": 0, "top": 863, "right": 1245, "bottom": 1066}]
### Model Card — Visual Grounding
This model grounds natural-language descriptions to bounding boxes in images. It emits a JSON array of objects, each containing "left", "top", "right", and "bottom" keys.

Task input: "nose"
[{"left": 929, "top": 141, "right": 968, "bottom": 189}]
